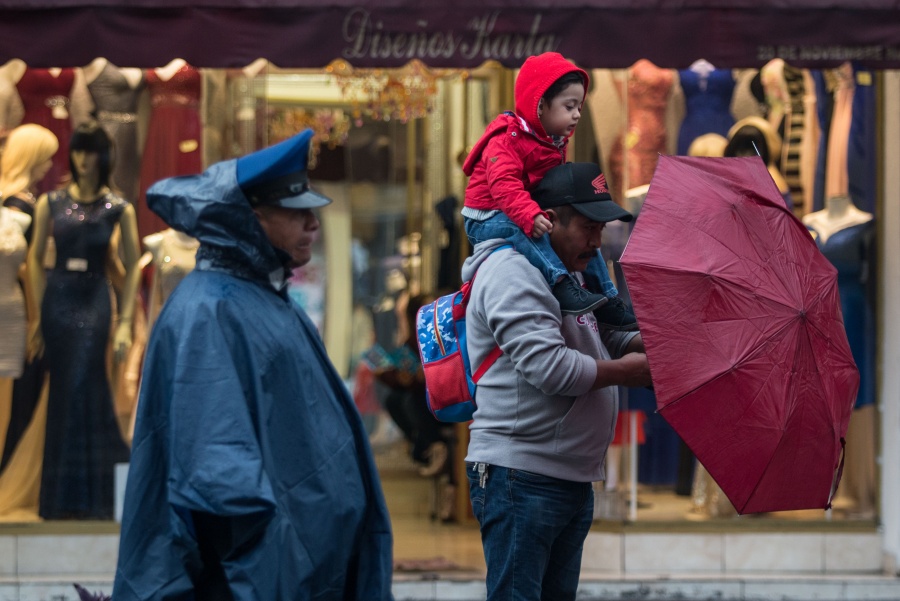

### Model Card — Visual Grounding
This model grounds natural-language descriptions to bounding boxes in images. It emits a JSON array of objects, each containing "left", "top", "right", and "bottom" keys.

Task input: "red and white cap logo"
[{"left": 592, "top": 173, "right": 609, "bottom": 194}]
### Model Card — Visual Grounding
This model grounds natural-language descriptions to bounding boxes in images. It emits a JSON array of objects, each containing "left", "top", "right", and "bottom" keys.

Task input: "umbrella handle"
[{"left": 825, "top": 437, "right": 847, "bottom": 510}]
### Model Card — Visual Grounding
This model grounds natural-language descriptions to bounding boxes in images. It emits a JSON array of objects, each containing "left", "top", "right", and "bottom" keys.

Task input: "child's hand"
[{"left": 532, "top": 214, "right": 552, "bottom": 238}]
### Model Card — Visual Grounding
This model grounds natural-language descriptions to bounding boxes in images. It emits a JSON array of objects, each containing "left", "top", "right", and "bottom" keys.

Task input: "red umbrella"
[{"left": 619, "top": 155, "right": 859, "bottom": 514}]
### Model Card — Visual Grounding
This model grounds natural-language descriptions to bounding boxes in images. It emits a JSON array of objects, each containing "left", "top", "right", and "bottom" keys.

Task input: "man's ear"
[
  {"left": 544, "top": 208, "right": 558, "bottom": 225},
  {"left": 537, "top": 98, "right": 544, "bottom": 117}
]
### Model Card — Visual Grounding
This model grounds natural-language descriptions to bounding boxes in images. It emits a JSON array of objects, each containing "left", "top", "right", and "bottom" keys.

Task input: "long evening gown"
[
  {"left": 807, "top": 219, "right": 876, "bottom": 515},
  {"left": 87, "top": 63, "right": 145, "bottom": 202},
  {"left": 15, "top": 68, "right": 75, "bottom": 195},
  {"left": 39, "top": 189, "right": 130, "bottom": 520},
  {"left": 137, "top": 64, "right": 203, "bottom": 240},
  {"left": 609, "top": 59, "right": 673, "bottom": 198}
]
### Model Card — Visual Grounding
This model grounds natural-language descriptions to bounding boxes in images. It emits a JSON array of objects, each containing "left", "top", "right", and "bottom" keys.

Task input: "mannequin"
[
  {"left": 0, "top": 60, "right": 88, "bottom": 194},
  {"left": 137, "top": 59, "right": 203, "bottom": 239},
  {"left": 608, "top": 59, "right": 675, "bottom": 198},
  {"left": 142, "top": 228, "right": 199, "bottom": 330},
  {"left": 83, "top": 58, "right": 145, "bottom": 202},
  {"left": 725, "top": 116, "right": 792, "bottom": 209},
  {"left": 802, "top": 194, "right": 872, "bottom": 245},
  {"left": 0, "top": 208, "right": 30, "bottom": 382},
  {"left": 760, "top": 58, "right": 812, "bottom": 213},
  {"left": 675, "top": 60, "right": 735, "bottom": 156},
  {"left": 0, "top": 124, "right": 58, "bottom": 503},
  {"left": 803, "top": 195, "right": 875, "bottom": 517},
  {"left": 27, "top": 121, "right": 137, "bottom": 520},
  {"left": 0, "top": 123, "right": 59, "bottom": 242}
]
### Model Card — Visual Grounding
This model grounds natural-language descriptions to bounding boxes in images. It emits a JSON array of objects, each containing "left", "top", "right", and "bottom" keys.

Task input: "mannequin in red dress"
[
  {"left": 136, "top": 59, "right": 203, "bottom": 239},
  {"left": 0, "top": 60, "right": 90, "bottom": 194},
  {"left": 608, "top": 59, "right": 674, "bottom": 198}
]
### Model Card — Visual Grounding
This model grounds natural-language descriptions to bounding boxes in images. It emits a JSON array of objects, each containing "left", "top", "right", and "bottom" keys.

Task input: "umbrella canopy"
[{"left": 619, "top": 155, "right": 859, "bottom": 514}]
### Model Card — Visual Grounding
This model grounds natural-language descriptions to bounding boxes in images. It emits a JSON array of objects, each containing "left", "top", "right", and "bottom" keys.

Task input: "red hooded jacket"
[{"left": 462, "top": 53, "right": 589, "bottom": 236}]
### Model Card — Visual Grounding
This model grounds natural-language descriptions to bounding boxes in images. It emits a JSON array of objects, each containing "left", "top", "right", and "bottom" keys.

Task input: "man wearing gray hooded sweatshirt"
[{"left": 463, "top": 162, "right": 652, "bottom": 601}]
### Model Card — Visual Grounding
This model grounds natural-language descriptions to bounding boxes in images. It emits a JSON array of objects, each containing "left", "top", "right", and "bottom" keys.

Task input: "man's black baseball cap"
[{"left": 532, "top": 162, "right": 634, "bottom": 223}]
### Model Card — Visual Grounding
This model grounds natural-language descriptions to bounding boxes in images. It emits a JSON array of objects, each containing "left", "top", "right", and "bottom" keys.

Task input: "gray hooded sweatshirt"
[{"left": 463, "top": 239, "right": 639, "bottom": 483}]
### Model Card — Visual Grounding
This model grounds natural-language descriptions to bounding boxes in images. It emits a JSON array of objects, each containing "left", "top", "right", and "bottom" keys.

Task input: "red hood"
[
  {"left": 462, "top": 53, "right": 588, "bottom": 175},
  {"left": 515, "top": 52, "right": 589, "bottom": 139}
]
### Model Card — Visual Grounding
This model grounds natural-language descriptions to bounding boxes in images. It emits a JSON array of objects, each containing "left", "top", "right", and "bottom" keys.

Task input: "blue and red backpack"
[{"left": 415, "top": 247, "right": 508, "bottom": 422}]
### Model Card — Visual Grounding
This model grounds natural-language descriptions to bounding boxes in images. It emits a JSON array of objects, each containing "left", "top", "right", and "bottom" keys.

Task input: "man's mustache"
[{"left": 578, "top": 252, "right": 595, "bottom": 259}]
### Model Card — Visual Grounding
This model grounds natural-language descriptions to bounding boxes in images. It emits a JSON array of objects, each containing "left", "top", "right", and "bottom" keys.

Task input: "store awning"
[{"left": 2, "top": 0, "right": 900, "bottom": 69}]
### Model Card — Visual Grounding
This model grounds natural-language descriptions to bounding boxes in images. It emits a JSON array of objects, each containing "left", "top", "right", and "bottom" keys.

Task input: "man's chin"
[{"left": 289, "top": 251, "right": 312, "bottom": 269}]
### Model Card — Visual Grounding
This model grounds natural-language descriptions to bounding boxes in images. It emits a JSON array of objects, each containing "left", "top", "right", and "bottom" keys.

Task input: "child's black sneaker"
[
  {"left": 553, "top": 278, "right": 608, "bottom": 315},
  {"left": 593, "top": 296, "right": 639, "bottom": 331}
]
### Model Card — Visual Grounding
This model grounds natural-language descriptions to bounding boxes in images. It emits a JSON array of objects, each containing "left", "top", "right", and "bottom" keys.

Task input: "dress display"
[
  {"left": 87, "top": 62, "right": 145, "bottom": 202},
  {"left": 824, "top": 64, "right": 854, "bottom": 203},
  {"left": 0, "top": 196, "right": 46, "bottom": 474},
  {"left": 137, "top": 64, "right": 203, "bottom": 240},
  {"left": 806, "top": 219, "right": 875, "bottom": 409},
  {"left": 15, "top": 68, "right": 75, "bottom": 195},
  {"left": 145, "top": 228, "right": 199, "bottom": 329},
  {"left": 848, "top": 66, "right": 877, "bottom": 215},
  {"left": 39, "top": 189, "right": 130, "bottom": 520},
  {"left": 609, "top": 59, "right": 673, "bottom": 198},
  {"left": 806, "top": 217, "right": 876, "bottom": 516},
  {"left": 0, "top": 208, "right": 27, "bottom": 378},
  {"left": 676, "top": 68, "right": 735, "bottom": 156}
]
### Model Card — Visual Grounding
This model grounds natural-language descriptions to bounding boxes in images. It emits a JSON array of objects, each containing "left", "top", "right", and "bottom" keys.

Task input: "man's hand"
[
  {"left": 532, "top": 214, "right": 552, "bottom": 238},
  {"left": 593, "top": 352, "right": 652, "bottom": 390}
]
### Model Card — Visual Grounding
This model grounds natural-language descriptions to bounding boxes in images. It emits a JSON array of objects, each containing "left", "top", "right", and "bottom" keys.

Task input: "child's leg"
[
  {"left": 465, "top": 214, "right": 567, "bottom": 288},
  {"left": 465, "top": 214, "right": 606, "bottom": 315},
  {"left": 583, "top": 252, "right": 618, "bottom": 298}
]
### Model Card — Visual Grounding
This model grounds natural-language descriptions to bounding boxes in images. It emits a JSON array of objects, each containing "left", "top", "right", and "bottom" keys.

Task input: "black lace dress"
[{"left": 39, "top": 189, "right": 130, "bottom": 520}]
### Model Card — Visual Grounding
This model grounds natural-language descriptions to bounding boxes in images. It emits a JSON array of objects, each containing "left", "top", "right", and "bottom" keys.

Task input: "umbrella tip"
[{"left": 751, "top": 141, "right": 762, "bottom": 158}]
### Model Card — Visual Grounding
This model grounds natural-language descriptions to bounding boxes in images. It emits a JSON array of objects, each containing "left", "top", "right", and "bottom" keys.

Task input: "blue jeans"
[
  {"left": 465, "top": 213, "right": 617, "bottom": 297},
  {"left": 467, "top": 463, "right": 594, "bottom": 601}
]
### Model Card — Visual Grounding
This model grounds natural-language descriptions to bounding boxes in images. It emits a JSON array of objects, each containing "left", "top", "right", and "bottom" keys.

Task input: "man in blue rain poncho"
[{"left": 113, "top": 129, "right": 394, "bottom": 600}]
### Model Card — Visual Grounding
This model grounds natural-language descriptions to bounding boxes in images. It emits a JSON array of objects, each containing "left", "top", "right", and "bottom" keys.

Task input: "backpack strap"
[
  {"left": 467, "top": 243, "right": 512, "bottom": 382},
  {"left": 472, "top": 345, "right": 502, "bottom": 382}
]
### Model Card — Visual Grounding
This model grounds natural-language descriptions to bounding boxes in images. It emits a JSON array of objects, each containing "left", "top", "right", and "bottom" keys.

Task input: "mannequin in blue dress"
[
  {"left": 26, "top": 122, "right": 140, "bottom": 519},
  {"left": 676, "top": 60, "right": 735, "bottom": 156},
  {"left": 802, "top": 194, "right": 875, "bottom": 517}
]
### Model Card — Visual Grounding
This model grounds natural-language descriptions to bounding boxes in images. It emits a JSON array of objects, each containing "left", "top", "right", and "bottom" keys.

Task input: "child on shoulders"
[{"left": 461, "top": 52, "right": 636, "bottom": 329}]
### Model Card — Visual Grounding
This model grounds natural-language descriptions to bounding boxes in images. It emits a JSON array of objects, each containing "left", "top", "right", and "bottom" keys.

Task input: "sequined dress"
[
  {"left": 16, "top": 68, "right": 75, "bottom": 195},
  {"left": 87, "top": 63, "right": 145, "bottom": 202},
  {"left": 39, "top": 189, "right": 130, "bottom": 520},
  {"left": 137, "top": 65, "right": 203, "bottom": 240}
]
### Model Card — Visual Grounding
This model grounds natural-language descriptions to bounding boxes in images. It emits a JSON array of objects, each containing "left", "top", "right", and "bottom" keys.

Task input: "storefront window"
[{"left": 0, "top": 57, "right": 879, "bottom": 531}]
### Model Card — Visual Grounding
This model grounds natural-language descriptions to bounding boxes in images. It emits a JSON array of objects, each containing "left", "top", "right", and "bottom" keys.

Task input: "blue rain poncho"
[{"left": 113, "top": 160, "right": 393, "bottom": 600}]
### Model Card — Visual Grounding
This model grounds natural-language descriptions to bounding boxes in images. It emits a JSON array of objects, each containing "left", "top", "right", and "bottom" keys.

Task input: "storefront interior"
[{"left": 0, "top": 53, "right": 883, "bottom": 546}]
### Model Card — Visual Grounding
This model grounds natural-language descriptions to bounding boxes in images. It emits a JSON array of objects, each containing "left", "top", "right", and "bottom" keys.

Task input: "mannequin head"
[
  {"left": 69, "top": 121, "right": 112, "bottom": 193},
  {"left": 0, "top": 124, "right": 59, "bottom": 199},
  {"left": 724, "top": 116, "right": 781, "bottom": 167},
  {"left": 687, "top": 133, "right": 728, "bottom": 158}
]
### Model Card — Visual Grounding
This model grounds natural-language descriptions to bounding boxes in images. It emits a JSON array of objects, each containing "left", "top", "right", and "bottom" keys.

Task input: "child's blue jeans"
[{"left": 464, "top": 213, "right": 618, "bottom": 297}]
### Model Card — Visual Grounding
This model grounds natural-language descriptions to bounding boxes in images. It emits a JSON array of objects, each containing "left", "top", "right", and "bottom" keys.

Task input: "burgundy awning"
[{"left": 1, "top": 1, "right": 900, "bottom": 69}]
